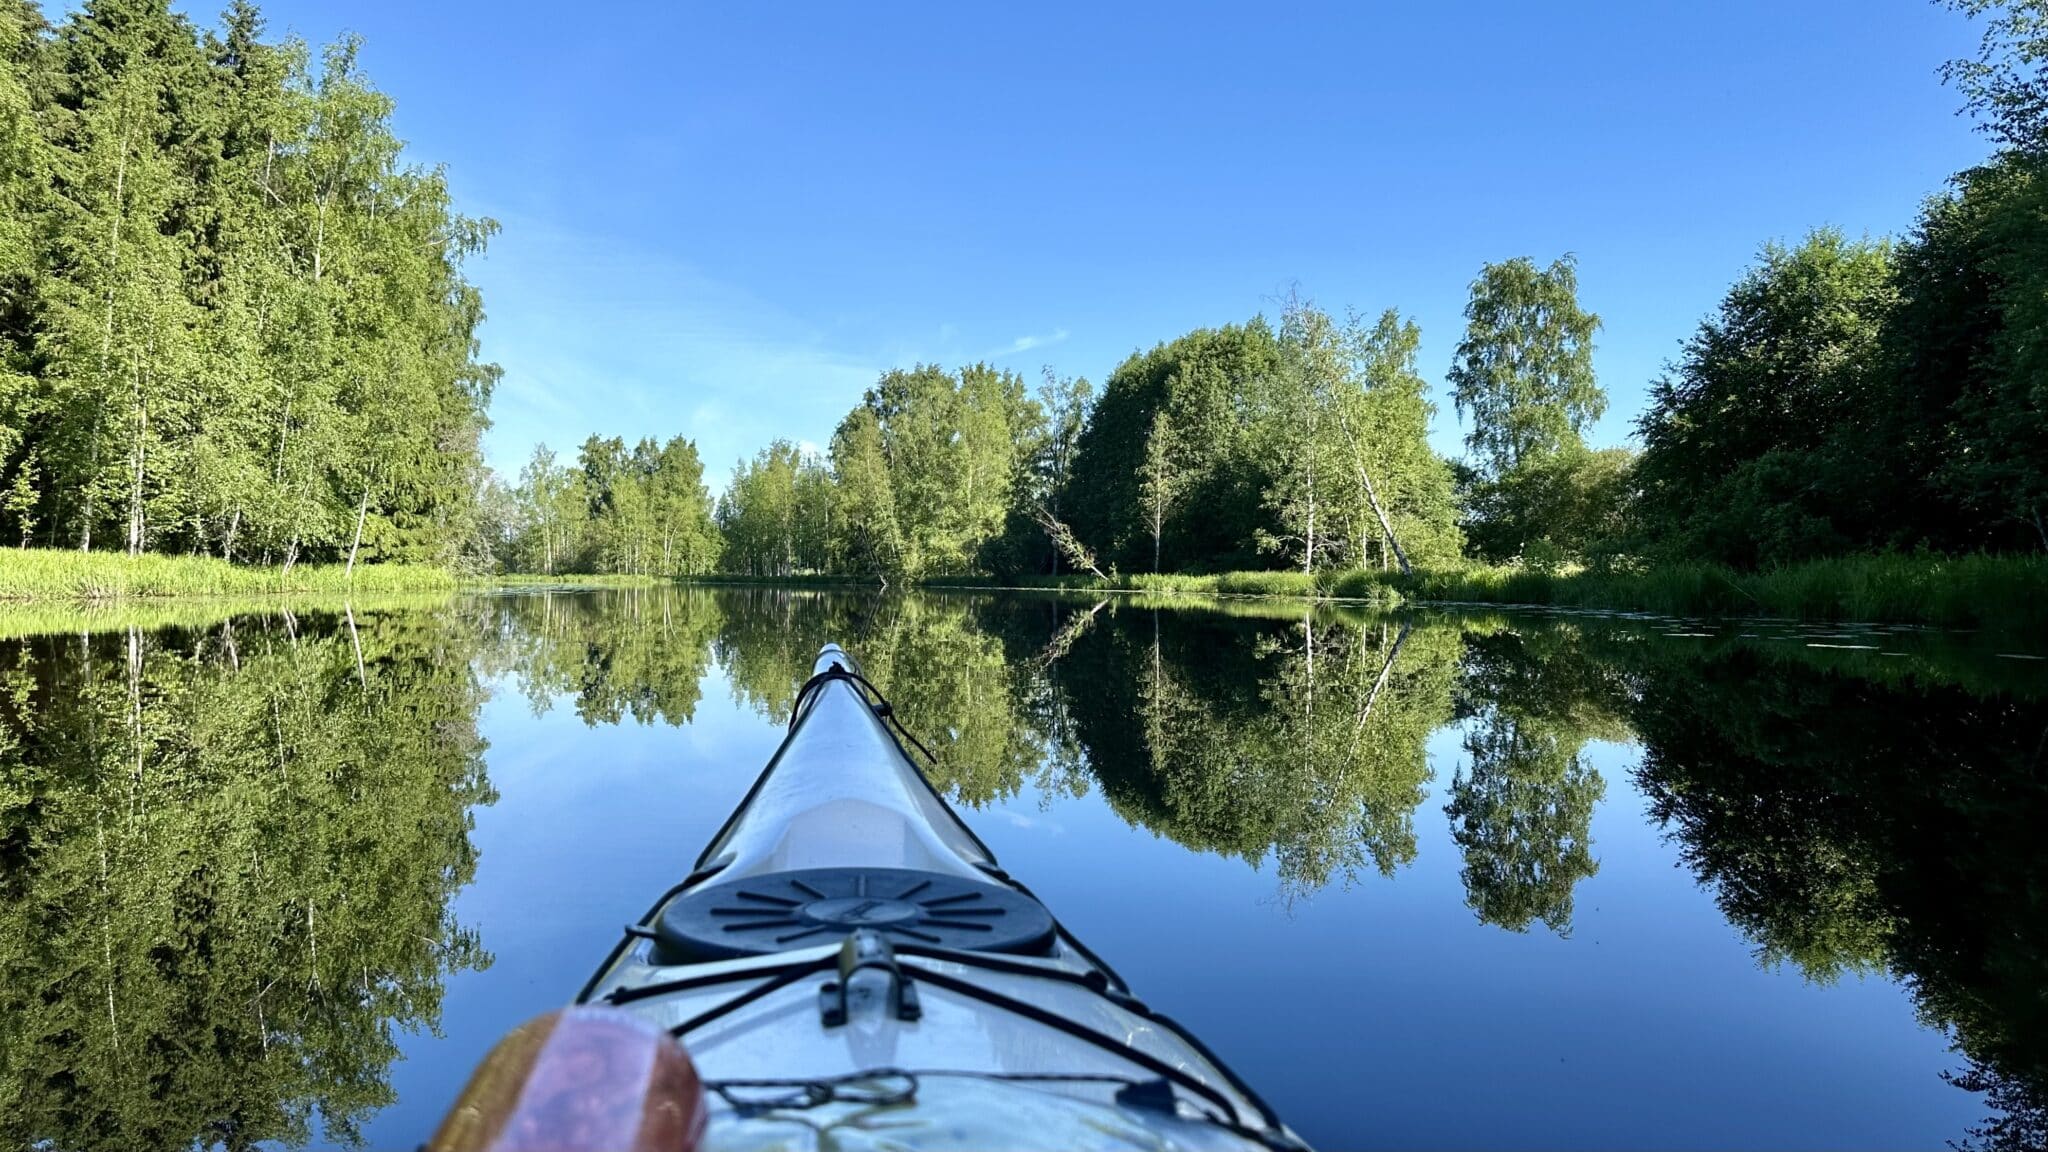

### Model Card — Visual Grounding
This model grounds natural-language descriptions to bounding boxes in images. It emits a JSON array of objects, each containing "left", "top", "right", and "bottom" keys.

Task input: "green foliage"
[
  {"left": 483, "top": 588, "right": 722, "bottom": 725},
  {"left": 1626, "top": 5, "right": 2048, "bottom": 569},
  {"left": 1625, "top": 639, "right": 2048, "bottom": 1141},
  {"left": 1065, "top": 320, "right": 1283, "bottom": 572},
  {"left": 1943, "top": 0, "right": 2048, "bottom": 155},
  {"left": 1339, "top": 309, "right": 1465, "bottom": 570},
  {"left": 1460, "top": 443, "right": 1634, "bottom": 568},
  {"left": 826, "top": 405, "right": 903, "bottom": 577},
  {"left": 0, "top": 605, "right": 493, "bottom": 1149},
  {"left": 1445, "top": 711, "right": 1605, "bottom": 934},
  {"left": 1447, "top": 255, "right": 1605, "bottom": 479},
  {"left": 0, "top": 544, "right": 454, "bottom": 599},
  {"left": 1050, "top": 607, "right": 1462, "bottom": 896},
  {"left": 1446, "top": 256, "right": 1612, "bottom": 563},
  {"left": 1052, "top": 301, "right": 1459, "bottom": 581},
  {"left": 1138, "top": 408, "right": 1181, "bottom": 573},
  {"left": 0, "top": 1, "right": 495, "bottom": 568},
  {"left": 499, "top": 435, "right": 720, "bottom": 577},
  {"left": 1634, "top": 231, "right": 1898, "bottom": 566},
  {"left": 1887, "top": 156, "right": 2048, "bottom": 552},
  {"left": 1444, "top": 628, "right": 1623, "bottom": 933},
  {"left": 715, "top": 439, "right": 830, "bottom": 576},
  {"left": 1401, "top": 552, "right": 2048, "bottom": 633},
  {"left": 713, "top": 363, "right": 1044, "bottom": 580},
  {"left": 0, "top": 590, "right": 454, "bottom": 640}
]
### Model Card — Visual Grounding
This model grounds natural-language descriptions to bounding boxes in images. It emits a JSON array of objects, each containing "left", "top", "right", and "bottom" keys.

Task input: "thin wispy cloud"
[
  {"left": 474, "top": 214, "right": 885, "bottom": 484},
  {"left": 989, "top": 328, "right": 1070, "bottom": 359}
]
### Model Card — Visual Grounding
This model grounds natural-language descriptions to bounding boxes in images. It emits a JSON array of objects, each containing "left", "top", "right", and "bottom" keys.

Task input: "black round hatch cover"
[{"left": 652, "top": 867, "right": 1055, "bottom": 963}]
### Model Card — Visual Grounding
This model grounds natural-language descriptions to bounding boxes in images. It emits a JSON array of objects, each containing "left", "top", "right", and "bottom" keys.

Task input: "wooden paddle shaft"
[{"left": 429, "top": 1006, "right": 706, "bottom": 1152}]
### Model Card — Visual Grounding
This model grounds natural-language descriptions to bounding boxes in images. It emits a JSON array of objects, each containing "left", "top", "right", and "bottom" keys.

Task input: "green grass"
[
  {"left": 926, "top": 569, "right": 1406, "bottom": 603},
  {"left": 666, "top": 553, "right": 2048, "bottom": 634},
  {"left": 0, "top": 547, "right": 456, "bottom": 602},
  {"left": 1403, "top": 554, "right": 2048, "bottom": 633},
  {"left": 681, "top": 573, "right": 885, "bottom": 587},
  {"left": 0, "top": 592, "right": 459, "bottom": 641},
  {"left": 472, "top": 572, "right": 669, "bottom": 588}
]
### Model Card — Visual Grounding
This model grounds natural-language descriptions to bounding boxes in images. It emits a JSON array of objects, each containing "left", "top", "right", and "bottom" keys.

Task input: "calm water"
[{"left": 2, "top": 588, "right": 2043, "bottom": 1151}]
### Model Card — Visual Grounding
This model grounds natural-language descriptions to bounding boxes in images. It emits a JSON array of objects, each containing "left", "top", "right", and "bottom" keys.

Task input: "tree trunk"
[
  {"left": 1357, "top": 622, "right": 1411, "bottom": 731},
  {"left": 346, "top": 602, "right": 367, "bottom": 691},
  {"left": 1304, "top": 457, "right": 1316, "bottom": 575},
  {"left": 345, "top": 484, "right": 369, "bottom": 582},
  {"left": 126, "top": 377, "right": 146, "bottom": 557},
  {"left": 1357, "top": 467, "right": 1412, "bottom": 575},
  {"left": 84, "top": 105, "right": 136, "bottom": 554}
]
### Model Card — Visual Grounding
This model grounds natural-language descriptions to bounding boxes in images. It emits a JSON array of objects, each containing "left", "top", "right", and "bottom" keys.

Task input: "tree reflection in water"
[
  {"left": 2, "top": 589, "right": 2043, "bottom": 1148},
  {"left": 0, "top": 608, "right": 494, "bottom": 1151}
]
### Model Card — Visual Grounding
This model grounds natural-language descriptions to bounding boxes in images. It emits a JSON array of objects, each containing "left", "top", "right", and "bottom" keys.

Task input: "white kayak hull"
[{"left": 579, "top": 645, "right": 1306, "bottom": 1150}]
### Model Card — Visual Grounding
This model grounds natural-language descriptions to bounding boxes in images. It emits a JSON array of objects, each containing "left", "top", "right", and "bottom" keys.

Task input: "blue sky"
[{"left": 222, "top": 0, "right": 1990, "bottom": 489}]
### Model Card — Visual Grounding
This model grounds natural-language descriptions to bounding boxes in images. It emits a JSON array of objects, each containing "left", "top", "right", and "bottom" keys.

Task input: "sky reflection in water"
[{"left": 0, "top": 588, "right": 2040, "bottom": 1150}]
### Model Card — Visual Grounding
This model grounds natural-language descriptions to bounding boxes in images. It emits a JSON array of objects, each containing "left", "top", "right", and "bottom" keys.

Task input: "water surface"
[{"left": 1, "top": 589, "right": 2042, "bottom": 1150}]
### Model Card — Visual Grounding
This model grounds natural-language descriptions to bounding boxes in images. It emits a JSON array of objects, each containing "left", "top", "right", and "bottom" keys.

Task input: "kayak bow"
[{"left": 437, "top": 644, "right": 1310, "bottom": 1152}]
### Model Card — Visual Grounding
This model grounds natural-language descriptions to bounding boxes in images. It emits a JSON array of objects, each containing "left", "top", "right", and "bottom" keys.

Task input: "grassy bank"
[
  {"left": 927, "top": 569, "right": 1405, "bottom": 602},
  {"left": 0, "top": 547, "right": 456, "bottom": 602},
  {"left": 0, "top": 592, "right": 459, "bottom": 641},
  {"left": 472, "top": 572, "right": 669, "bottom": 589},
  {"left": 1405, "top": 554, "right": 2048, "bottom": 633},
  {"left": 674, "top": 554, "right": 2048, "bottom": 632},
  {"left": 940, "top": 554, "right": 2048, "bottom": 632},
  {"left": 682, "top": 573, "right": 886, "bottom": 587}
]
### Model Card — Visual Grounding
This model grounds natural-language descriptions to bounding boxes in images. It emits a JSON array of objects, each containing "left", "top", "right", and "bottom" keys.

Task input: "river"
[{"left": 1, "top": 587, "right": 2041, "bottom": 1150}]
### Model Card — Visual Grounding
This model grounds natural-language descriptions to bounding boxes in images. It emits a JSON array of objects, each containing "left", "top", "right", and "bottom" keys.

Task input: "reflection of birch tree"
[
  {"left": 0, "top": 608, "right": 494, "bottom": 1151},
  {"left": 1444, "top": 705, "right": 1605, "bottom": 934}
]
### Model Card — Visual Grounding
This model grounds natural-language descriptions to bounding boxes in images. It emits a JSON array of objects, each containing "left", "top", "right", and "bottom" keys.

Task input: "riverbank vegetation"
[
  {"left": 8, "top": 0, "right": 2042, "bottom": 637},
  {"left": 0, "top": 546, "right": 454, "bottom": 601},
  {"left": 0, "top": 0, "right": 496, "bottom": 572},
  {"left": 490, "top": 0, "right": 2048, "bottom": 633},
  {"left": 1405, "top": 553, "right": 2048, "bottom": 633}
]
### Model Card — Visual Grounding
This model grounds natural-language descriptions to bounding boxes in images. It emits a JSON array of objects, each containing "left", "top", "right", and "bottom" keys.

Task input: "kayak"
[{"left": 432, "top": 643, "right": 1310, "bottom": 1152}]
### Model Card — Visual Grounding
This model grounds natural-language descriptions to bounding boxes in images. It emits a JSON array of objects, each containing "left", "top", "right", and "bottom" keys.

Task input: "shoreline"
[{"left": 6, "top": 548, "right": 2043, "bottom": 635}]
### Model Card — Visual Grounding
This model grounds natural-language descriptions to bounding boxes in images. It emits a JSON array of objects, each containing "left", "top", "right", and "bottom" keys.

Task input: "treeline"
[
  {"left": 670, "top": 298, "right": 1468, "bottom": 582},
  {"left": 652, "top": 0, "right": 2047, "bottom": 583},
  {"left": 495, "top": 434, "right": 720, "bottom": 576},
  {"left": 0, "top": 0, "right": 496, "bottom": 569},
  {"left": 1626, "top": 1, "right": 2048, "bottom": 565}
]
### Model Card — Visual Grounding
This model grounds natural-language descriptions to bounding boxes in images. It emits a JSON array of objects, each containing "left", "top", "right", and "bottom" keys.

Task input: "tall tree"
[
  {"left": 1448, "top": 256, "right": 1608, "bottom": 562},
  {"left": 0, "top": 4, "right": 496, "bottom": 566},
  {"left": 1448, "top": 255, "right": 1604, "bottom": 479},
  {"left": 1139, "top": 409, "right": 1180, "bottom": 573},
  {"left": 1634, "top": 232, "right": 1897, "bottom": 566},
  {"left": 827, "top": 405, "right": 902, "bottom": 578},
  {"left": 1066, "top": 321, "right": 1282, "bottom": 572},
  {"left": 1336, "top": 309, "right": 1463, "bottom": 571},
  {"left": 0, "top": 0, "right": 46, "bottom": 546},
  {"left": 1259, "top": 296, "right": 1347, "bottom": 572}
]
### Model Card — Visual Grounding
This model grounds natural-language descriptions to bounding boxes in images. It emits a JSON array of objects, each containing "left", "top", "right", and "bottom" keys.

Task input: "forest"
[
  {"left": 496, "top": 0, "right": 2048, "bottom": 596},
  {"left": 0, "top": 0, "right": 2042, "bottom": 619},
  {"left": 0, "top": 0, "right": 497, "bottom": 572}
]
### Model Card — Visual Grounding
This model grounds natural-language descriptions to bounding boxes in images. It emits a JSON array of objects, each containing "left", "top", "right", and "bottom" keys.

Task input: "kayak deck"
[{"left": 573, "top": 644, "right": 1307, "bottom": 1150}]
